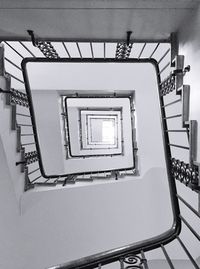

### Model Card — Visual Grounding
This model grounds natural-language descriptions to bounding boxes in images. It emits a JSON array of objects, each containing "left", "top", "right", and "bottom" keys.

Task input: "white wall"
[
  {"left": 179, "top": 7, "right": 200, "bottom": 163},
  {"left": 32, "top": 91, "right": 65, "bottom": 175},
  {"left": 0, "top": 150, "right": 173, "bottom": 269},
  {"left": 0, "top": 139, "right": 25, "bottom": 269}
]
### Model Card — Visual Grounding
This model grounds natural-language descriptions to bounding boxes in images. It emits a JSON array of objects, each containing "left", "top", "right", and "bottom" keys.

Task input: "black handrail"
[
  {"left": 21, "top": 58, "right": 168, "bottom": 179},
  {"left": 21, "top": 57, "right": 181, "bottom": 268},
  {"left": 63, "top": 96, "right": 134, "bottom": 161}
]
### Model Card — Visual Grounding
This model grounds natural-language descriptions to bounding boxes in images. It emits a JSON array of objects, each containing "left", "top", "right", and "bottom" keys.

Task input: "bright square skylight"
[{"left": 80, "top": 111, "right": 120, "bottom": 150}]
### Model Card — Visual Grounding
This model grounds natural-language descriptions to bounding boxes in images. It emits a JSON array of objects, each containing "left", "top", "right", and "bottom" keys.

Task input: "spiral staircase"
[
  {"left": 0, "top": 32, "right": 199, "bottom": 268},
  {"left": 0, "top": 1, "right": 200, "bottom": 268}
]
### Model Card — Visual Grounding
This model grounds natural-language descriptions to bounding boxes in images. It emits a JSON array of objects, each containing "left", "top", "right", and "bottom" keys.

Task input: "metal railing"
[
  {"left": 46, "top": 56, "right": 199, "bottom": 269},
  {"left": 0, "top": 33, "right": 199, "bottom": 268},
  {"left": 1, "top": 36, "right": 172, "bottom": 188}
]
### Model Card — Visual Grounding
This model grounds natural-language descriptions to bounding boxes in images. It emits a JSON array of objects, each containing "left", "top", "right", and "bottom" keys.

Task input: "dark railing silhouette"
[
  {"left": 0, "top": 35, "right": 199, "bottom": 268},
  {"left": 45, "top": 56, "right": 199, "bottom": 269}
]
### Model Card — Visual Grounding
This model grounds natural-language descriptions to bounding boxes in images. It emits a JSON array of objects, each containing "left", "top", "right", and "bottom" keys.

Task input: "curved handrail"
[
  {"left": 21, "top": 57, "right": 181, "bottom": 268},
  {"left": 21, "top": 58, "right": 142, "bottom": 178},
  {"left": 48, "top": 225, "right": 181, "bottom": 269}
]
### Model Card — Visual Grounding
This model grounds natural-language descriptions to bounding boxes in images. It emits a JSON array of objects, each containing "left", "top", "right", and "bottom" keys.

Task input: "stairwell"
[{"left": 0, "top": 35, "right": 200, "bottom": 268}]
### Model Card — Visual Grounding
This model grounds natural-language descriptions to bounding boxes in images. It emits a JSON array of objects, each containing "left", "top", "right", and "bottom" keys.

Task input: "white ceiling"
[{"left": 0, "top": 0, "right": 199, "bottom": 41}]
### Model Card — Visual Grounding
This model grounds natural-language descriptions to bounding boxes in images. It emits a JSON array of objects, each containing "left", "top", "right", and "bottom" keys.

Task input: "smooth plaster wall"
[
  {"left": 0, "top": 134, "right": 198, "bottom": 268},
  {"left": 0, "top": 139, "right": 25, "bottom": 269},
  {"left": 0, "top": 150, "right": 173, "bottom": 269},
  {"left": 0, "top": 127, "right": 174, "bottom": 269},
  {"left": 32, "top": 91, "right": 65, "bottom": 175}
]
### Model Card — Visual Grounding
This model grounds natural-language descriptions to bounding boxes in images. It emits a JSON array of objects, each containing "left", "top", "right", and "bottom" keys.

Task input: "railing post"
[
  {"left": 170, "top": 33, "right": 179, "bottom": 67},
  {"left": 182, "top": 85, "right": 190, "bottom": 127},
  {"left": 189, "top": 120, "right": 198, "bottom": 165},
  {"left": 0, "top": 43, "right": 5, "bottom": 76},
  {"left": 16, "top": 125, "right": 21, "bottom": 152},
  {"left": 11, "top": 104, "right": 17, "bottom": 130}
]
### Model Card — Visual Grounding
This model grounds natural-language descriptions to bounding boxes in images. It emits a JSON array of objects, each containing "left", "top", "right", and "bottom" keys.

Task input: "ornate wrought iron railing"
[{"left": 0, "top": 33, "right": 199, "bottom": 268}]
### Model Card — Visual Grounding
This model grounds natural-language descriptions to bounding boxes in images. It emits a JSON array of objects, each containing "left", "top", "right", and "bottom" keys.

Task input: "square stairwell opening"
[
  {"left": 61, "top": 93, "right": 136, "bottom": 176},
  {"left": 21, "top": 58, "right": 167, "bottom": 181}
]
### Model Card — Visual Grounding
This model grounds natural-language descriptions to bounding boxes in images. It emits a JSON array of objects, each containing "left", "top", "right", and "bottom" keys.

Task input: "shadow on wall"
[{"left": 178, "top": 6, "right": 200, "bottom": 51}]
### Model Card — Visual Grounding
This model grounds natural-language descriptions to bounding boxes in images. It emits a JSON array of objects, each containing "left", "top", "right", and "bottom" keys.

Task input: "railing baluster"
[
  {"left": 165, "top": 129, "right": 188, "bottom": 133},
  {"left": 17, "top": 123, "right": 32, "bottom": 127},
  {"left": 141, "top": 250, "right": 149, "bottom": 269},
  {"left": 21, "top": 133, "right": 34, "bottom": 136},
  {"left": 35, "top": 182, "right": 56, "bottom": 187},
  {"left": 163, "top": 114, "right": 182, "bottom": 120},
  {"left": 162, "top": 99, "right": 181, "bottom": 108},
  {"left": 76, "top": 42, "right": 82, "bottom": 58},
  {"left": 5, "top": 57, "right": 22, "bottom": 71},
  {"left": 4, "top": 41, "right": 24, "bottom": 58},
  {"left": 119, "top": 258, "right": 124, "bottom": 269},
  {"left": 28, "top": 167, "right": 40, "bottom": 175},
  {"left": 177, "top": 237, "right": 200, "bottom": 269},
  {"left": 30, "top": 175, "right": 42, "bottom": 183},
  {"left": 21, "top": 142, "right": 35, "bottom": 146},
  {"left": 7, "top": 72, "right": 25, "bottom": 84},
  {"left": 90, "top": 42, "right": 94, "bottom": 59},
  {"left": 159, "top": 62, "right": 170, "bottom": 75},
  {"left": 180, "top": 215, "right": 200, "bottom": 241},
  {"left": 149, "top": 43, "right": 160, "bottom": 58},
  {"left": 161, "top": 244, "right": 175, "bottom": 269},
  {"left": 177, "top": 194, "right": 200, "bottom": 219},
  {"left": 138, "top": 43, "right": 146, "bottom": 59},
  {"left": 169, "top": 144, "right": 189, "bottom": 150},
  {"left": 19, "top": 41, "right": 36, "bottom": 57},
  {"left": 16, "top": 112, "right": 31, "bottom": 117},
  {"left": 158, "top": 48, "right": 170, "bottom": 64},
  {"left": 62, "top": 42, "right": 71, "bottom": 58}
]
